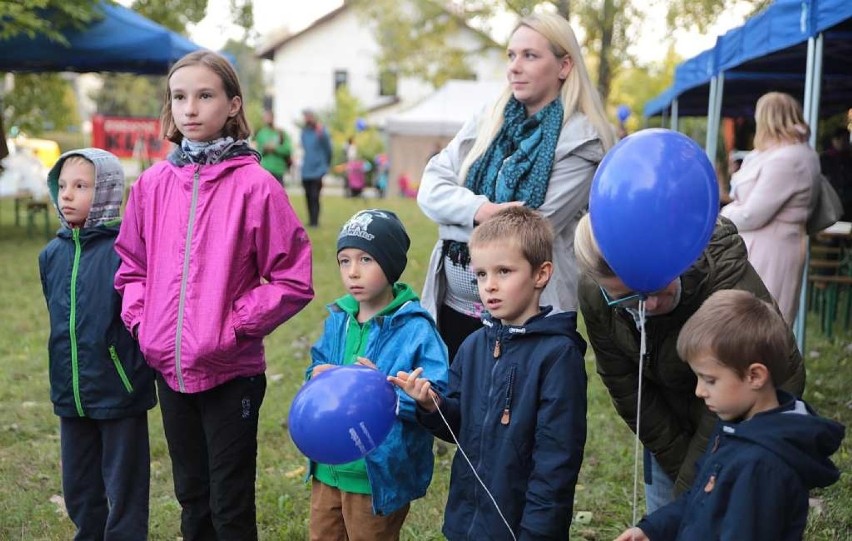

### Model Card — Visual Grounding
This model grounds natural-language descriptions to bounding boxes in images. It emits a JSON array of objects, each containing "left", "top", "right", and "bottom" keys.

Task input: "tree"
[
  {"left": 0, "top": 0, "right": 100, "bottom": 45},
  {"left": 324, "top": 86, "right": 384, "bottom": 168},
  {"left": 220, "top": 38, "right": 265, "bottom": 133},
  {"left": 359, "top": 0, "right": 766, "bottom": 105},
  {"left": 0, "top": 0, "right": 100, "bottom": 159},
  {"left": 358, "top": 0, "right": 492, "bottom": 88},
  {"left": 92, "top": 0, "right": 257, "bottom": 119},
  {"left": 3, "top": 74, "right": 80, "bottom": 134}
]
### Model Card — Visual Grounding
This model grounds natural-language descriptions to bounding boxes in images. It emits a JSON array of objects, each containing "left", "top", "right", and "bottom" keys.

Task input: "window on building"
[
  {"left": 379, "top": 69, "right": 398, "bottom": 97},
  {"left": 334, "top": 70, "right": 348, "bottom": 92}
]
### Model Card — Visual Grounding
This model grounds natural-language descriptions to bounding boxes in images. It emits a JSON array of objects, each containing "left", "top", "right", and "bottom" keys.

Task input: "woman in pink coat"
[{"left": 721, "top": 92, "right": 819, "bottom": 325}]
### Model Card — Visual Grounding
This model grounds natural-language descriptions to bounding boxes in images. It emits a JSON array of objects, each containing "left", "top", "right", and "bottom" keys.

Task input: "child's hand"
[
  {"left": 355, "top": 357, "right": 377, "bottom": 370},
  {"left": 613, "top": 527, "right": 649, "bottom": 541},
  {"left": 311, "top": 364, "right": 336, "bottom": 377},
  {"left": 388, "top": 367, "right": 439, "bottom": 412}
]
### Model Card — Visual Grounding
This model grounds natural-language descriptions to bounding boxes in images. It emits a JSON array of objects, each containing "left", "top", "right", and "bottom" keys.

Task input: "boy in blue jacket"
[
  {"left": 39, "top": 149, "right": 156, "bottom": 539},
  {"left": 615, "top": 289, "right": 845, "bottom": 541},
  {"left": 304, "top": 209, "right": 449, "bottom": 540},
  {"left": 391, "top": 206, "right": 588, "bottom": 540}
]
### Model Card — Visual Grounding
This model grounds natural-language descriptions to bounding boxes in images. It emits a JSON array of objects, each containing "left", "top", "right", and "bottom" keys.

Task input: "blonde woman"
[
  {"left": 721, "top": 92, "right": 820, "bottom": 325},
  {"left": 573, "top": 214, "right": 805, "bottom": 512},
  {"left": 418, "top": 11, "right": 615, "bottom": 361}
]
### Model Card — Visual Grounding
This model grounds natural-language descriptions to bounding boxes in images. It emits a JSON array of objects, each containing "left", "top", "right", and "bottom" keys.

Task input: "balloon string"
[
  {"left": 631, "top": 300, "right": 648, "bottom": 541},
  {"left": 430, "top": 394, "right": 517, "bottom": 541}
]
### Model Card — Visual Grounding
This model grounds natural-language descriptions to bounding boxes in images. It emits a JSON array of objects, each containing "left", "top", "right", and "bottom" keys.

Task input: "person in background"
[
  {"left": 300, "top": 109, "right": 333, "bottom": 227},
  {"left": 254, "top": 109, "right": 292, "bottom": 184},
  {"left": 820, "top": 127, "right": 852, "bottom": 220},
  {"left": 717, "top": 149, "right": 747, "bottom": 207},
  {"left": 417, "top": 11, "right": 614, "bottom": 363},
  {"left": 720, "top": 91, "right": 820, "bottom": 325},
  {"left": 615, "top": 290, "right": 843, "bottom": 541},
  {"left": 115, "top": 51, "right": 314, "bottom": 540},
  {"left": 574, "top": 213, "right": 805, "bottom": 514},
  {"left": 304, "top": 209, "right": 448, "bottom": 541},
  {"left": 392, "top": 206, "right": 587, "bottom": 540},
  {"left": 40, "top": 148, "right": 156, "bottom": 540}
]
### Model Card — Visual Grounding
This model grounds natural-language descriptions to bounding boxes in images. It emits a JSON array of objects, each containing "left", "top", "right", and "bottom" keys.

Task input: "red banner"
[{"left": 91, "top": 115, "right": 169, "bottom": 160}]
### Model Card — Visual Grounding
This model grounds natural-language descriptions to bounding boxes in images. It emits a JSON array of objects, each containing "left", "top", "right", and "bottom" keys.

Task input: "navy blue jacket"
[
  {"left": 638, "top": 391, "right": 845, "bottom": 541},
  {"left": 419, "top": 308, "right": 587, "bottom": 540},
  {"left": 40, "top": 225, "right": 156, "bottom": 418}
]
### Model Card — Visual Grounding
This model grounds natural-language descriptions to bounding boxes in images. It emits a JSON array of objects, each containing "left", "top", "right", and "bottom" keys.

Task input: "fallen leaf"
[{"left": 285, "top": 466, "right": 305, "bottom": 479}]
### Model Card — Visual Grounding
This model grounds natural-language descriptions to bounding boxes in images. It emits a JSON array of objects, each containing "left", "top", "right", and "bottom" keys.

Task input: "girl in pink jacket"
[{"left": 115, "top": 51, "right": 314, "bottom": 540}]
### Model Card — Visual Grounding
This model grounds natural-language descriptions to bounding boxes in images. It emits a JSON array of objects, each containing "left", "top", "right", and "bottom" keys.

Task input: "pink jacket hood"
[{"left": 115, "top": 155, "right": 313, "bottom": 392}]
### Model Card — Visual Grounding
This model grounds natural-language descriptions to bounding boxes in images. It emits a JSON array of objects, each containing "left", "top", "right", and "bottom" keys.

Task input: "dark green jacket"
[{"left": 578, "top": 217, "right": 805, "bottom": 494}]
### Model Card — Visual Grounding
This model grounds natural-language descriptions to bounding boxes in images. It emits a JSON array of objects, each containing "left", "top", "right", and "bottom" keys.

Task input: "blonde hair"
[
  {"left": 458, "top": 12, "right": 615, "bottom": 181},
  {"left": 753, "top": 92, "right": 810, "bottom": 150},
  {"left": 60, "top": 155, "right": 94, "bottom": 171},
  {"left": 573, "top": 213, "right": 616, "bottom": 281},
  {"left": 677, "top": 289, "right": 789, "bottom": 382},
  {"left": 160, "top": 51, "right": 251, "bottom": 144},
  {"left": 470, "top": 206, "right": 553, "bottom": 269}
]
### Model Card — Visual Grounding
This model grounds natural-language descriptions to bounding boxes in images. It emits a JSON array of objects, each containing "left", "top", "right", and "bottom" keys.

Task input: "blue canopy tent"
[
  {"left": 0, "top": 1, "right": 203, "bottom": 74},
  {"left": 643, "top": 0, "right": 852, "bottom": 350},
  {"left": 645, "top": 0, "right": 852, "bottom": 129}
]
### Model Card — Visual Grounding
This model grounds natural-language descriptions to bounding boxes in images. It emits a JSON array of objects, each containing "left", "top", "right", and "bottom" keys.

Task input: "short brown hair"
[
  {"left": 677, "top": 289, "right": 789, "bottom": 382},
  {"left": 160, "top": 51, "right": 251, "bottom": 144},
  {"left": 469, "top": 206, "right": 553, "bottom": 269}
]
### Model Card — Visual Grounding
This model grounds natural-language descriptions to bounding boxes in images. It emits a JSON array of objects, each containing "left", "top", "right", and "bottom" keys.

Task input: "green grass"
[{"left": 0, "top": 194, "right": 848, "bottom": 540}]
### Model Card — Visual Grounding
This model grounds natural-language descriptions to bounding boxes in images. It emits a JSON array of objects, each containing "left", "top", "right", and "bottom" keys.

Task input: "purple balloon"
[
  {"left": 289, "top": 365, "right": 398, "bottom": 464},
  {"left": 589, "top": 129, "right": 718, "bottom": 293}
]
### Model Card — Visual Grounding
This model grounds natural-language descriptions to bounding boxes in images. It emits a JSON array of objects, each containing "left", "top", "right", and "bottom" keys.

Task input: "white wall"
[{"left": 268, "top": 6, "right": 506, "bottom": 143}]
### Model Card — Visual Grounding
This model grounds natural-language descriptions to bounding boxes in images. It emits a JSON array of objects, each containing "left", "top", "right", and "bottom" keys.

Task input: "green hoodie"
[{"left": 313, "top": 283, "right": 418, "bottom": 495}]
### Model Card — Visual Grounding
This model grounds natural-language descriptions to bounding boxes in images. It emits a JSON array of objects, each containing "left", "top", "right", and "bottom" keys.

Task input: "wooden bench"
[
  {"left": 26, "top": 200, "right": 51, "bottom": 239},
  {"left": 808, "top": 274, "right": 852, "bottom": 338}
]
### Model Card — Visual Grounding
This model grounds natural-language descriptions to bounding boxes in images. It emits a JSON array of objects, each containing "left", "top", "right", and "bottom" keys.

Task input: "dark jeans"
[
  {"left": 302, "top": 178, "right": 323, "bottom": 227},
  {"left": 157, "top": 373, "right": 267, "bottom": 541},
  {"left": 60, "top": 414, "right": 150, "bottom": 541},
  {"left": 439, "top": 303, "right": 483, "bottom": 364}
]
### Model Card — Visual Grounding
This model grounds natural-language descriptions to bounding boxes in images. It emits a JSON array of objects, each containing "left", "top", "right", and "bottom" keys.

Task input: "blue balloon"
[
  {"left": 617, "top": 104, "right": 631, "bottom": 123},
  {"left": 589, "top": 129, "right": 719, "bottom": 293},
  {"left": 289, "top": 365, "right": 398, "bottom": 465},
  {"left": 355, "top": 118, "right": 367, "bottom": 132}
]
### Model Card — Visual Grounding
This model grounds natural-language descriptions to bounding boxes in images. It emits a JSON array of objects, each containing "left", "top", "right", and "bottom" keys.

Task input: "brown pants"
[{"left": 309, "top": 479, "right": 410, "bottom": 541}]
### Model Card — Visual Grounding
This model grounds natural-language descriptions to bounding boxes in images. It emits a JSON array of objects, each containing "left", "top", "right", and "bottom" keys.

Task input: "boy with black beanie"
[{"left": 301, "top": 209, "right": 449, "bottom": 540}]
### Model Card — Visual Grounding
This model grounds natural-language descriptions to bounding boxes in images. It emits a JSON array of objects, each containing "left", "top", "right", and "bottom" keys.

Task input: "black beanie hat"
[{"left": 337, "top": 209, "right": 410, "bottom": 284}]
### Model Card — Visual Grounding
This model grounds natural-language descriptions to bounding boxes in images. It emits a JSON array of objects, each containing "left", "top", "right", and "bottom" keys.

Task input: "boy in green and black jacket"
[{"left": 39, "top": 148, "right": 156, "bottom": 539}]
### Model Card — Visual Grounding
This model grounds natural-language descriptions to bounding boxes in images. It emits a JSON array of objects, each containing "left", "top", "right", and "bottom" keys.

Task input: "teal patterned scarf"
[{"left": 445, "top": 96, "right": 563, "bottom": 267}]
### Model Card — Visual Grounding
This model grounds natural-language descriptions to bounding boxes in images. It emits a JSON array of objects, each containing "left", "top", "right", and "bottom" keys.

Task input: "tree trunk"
[
  {"left": 597, "top": 0, "right": 615, "bottom": 104},
  {"left": 0, "top": 114, "right": 8, "bottom": 162}
]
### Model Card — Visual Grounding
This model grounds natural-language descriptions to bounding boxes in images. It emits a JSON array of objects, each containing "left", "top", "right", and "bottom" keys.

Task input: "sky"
[{"left": 184, "top": 0, "right": 753, "bottom": 66}]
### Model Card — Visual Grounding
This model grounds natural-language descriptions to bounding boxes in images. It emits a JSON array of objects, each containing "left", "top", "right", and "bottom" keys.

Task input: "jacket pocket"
[{"left": 108, "top": 345, "right": 134, "bottom": 394}]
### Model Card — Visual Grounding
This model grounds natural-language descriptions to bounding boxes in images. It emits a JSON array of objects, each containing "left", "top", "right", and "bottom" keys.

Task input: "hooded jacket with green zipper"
[
  {"left": 39, "top": 148, "right": 156, "bottom": 419},
  {"left": 578, "top": 216, "right": 805, "bottom": 494},
  {"left": 306, "top": 283, "right": 449, "bottom": 515}
]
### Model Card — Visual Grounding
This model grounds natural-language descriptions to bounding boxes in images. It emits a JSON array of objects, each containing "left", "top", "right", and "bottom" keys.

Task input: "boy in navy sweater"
[
  {"left": 615, "top": 289, "right": 844, "bottom": 541},
  {"left": 40, "top": 149, "right": 156, "bottom": 539},
  {"left": 391, "top": 206, "right": 587, "bottom": 540}
]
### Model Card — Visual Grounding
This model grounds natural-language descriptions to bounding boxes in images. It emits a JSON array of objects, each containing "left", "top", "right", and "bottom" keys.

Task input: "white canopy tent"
[{"left": 384, "top": 80, "right": 505, "bottom": 190}]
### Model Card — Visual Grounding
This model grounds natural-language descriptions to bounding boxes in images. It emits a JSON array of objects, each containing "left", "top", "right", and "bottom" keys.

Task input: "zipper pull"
[
  {"left": 493, "top": 338, "right": 501, "bottom": 358},
  {"left": 500, "top": 408, "right": 510, "bottom": 425}
]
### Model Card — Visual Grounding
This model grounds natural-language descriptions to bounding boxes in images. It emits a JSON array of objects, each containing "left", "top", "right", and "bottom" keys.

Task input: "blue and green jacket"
[
  {"left": 39, "top": 148, "right": 156, "bottom": 419},
  {"left": 306, "top": 283, "right": 449, "bottom": 515}
]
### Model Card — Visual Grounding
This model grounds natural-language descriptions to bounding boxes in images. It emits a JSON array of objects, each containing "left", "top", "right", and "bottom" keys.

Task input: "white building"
[{"left": 256, "top": 1, "right": 506, "bottom": 140}]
